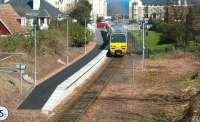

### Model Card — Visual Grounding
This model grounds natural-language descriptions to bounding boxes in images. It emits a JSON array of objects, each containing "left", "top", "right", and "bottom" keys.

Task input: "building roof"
[
  {"left": 0, "top": 4, "right": 27, "bottom": 34},
  {"left": 38, "top": 9, "right": 50, "bottom": 17},
  {"left": 142, "top": 0, "right": 170, "bottom": 5},
  {"left": 5, "top": 0, "right": 63, "bottom": 18},
  {"left": 130, "top": 0, "right": 200, "bottom": 6}
]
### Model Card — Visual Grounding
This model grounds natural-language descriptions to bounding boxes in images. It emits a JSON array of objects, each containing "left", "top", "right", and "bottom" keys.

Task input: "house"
[
  {"left": 88, "top": 0, "right": 107, "bottom": 18},
  {"left": 0, "top": 0, "right": 64, "bottom": 30},
  {"left": 0, "top": 4, "right": 27, "bottom": 35},
  {"left": 129, "top": 0, "right": 188, "bottom": 21},
  {"left": 47, "top": 0, "right": 108, "bottom": 19},
  {"left": 46, "top": 0, "right": 79, "bottom": 13}
]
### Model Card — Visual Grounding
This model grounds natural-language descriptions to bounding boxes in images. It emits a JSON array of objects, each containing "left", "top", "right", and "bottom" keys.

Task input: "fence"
[{"left": 128, "top": 32, "right": 174, "bottom": 58}]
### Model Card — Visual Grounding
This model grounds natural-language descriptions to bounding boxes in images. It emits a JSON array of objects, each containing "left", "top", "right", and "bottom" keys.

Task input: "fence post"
[{"left": 147, "top": 48, "right": 150, "bottom": 58}]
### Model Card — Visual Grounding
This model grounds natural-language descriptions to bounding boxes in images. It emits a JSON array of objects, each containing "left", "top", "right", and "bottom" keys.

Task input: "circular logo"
[{"left": 0, "top": 107, "right": 8, "bottom": 121}]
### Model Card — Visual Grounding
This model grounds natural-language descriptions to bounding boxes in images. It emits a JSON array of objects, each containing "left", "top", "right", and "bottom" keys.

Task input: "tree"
[
  {"left": 164, "top": 6, "right": 169, "bottom": 23},
  {"left": 69, "top": 22, "right": 91, "bottom": 47},
  {"left": 70, "top": 0, "right": 92, "bottom": 25},
  {"left": 144, "top": 6, "right": 149, "bottom": 18},
  {"left": 163, "top": 0, "right": 193, "bottom": 48},
  {"left": 185, "top": 5, "right": 194, "bottom": 46}
]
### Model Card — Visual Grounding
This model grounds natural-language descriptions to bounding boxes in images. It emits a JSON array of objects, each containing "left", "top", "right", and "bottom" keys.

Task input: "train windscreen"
[{"left": 111, "top": 34, "right": 126, "bottom": 43}]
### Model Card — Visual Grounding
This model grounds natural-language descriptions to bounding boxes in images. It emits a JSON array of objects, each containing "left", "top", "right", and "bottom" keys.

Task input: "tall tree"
[
  {"left": 185, "top": 5, "right": 194, "bottom": 46},
  {"left": 164, "top": 6, "right": 169, "bottom": 23},
  {"left": 70, "top": 0, "right": 92, "bottom": 25}
]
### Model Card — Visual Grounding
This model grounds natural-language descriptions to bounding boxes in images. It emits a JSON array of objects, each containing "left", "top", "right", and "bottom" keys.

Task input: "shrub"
[
  {"left": 2, "top": 34, "right": 26, "bottom": 52},
  {"left": 50, "top": 20, "right": 92, "bottom": 47},
  {"left": 37, "top": 28, "right": 61, "bottom": 54},
  {"left": 149, "top": 19, "right": 163, "bottom": 32},
  {"left": 0, "top": 20, "right": 92, "bottom": 53},
  {"left": 69, "top": 22, "right": 91, "bottom": 47}
]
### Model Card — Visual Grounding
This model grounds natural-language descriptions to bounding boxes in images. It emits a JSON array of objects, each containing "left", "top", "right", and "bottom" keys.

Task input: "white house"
[
  {"left": 129, "top": 0, "right": 188, "bottom": 21},
  {"left": 129, "top": 0, "right": 144, "bottom": 21},
  {"left": 2, "top": 0, "right": 64, "bottom": 30},
  {"left": 46, "top": 0, "right": 79, "bottom": 13},
  {"left": 88, "top": 0, "right": 107, "bottom": 18},
  {"left": 46, "top": 0, "right": 107, "bottom": 18}
]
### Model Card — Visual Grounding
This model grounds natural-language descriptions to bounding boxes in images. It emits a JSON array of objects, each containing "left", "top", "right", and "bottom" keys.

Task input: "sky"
[{"left": 107, "top": 0, "right": 129, "bottom": 16}]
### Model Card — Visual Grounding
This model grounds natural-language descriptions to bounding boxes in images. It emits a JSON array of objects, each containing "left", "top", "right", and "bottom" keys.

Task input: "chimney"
[{"left": 33, "top": 0, "right": 40, "bottom": 10}]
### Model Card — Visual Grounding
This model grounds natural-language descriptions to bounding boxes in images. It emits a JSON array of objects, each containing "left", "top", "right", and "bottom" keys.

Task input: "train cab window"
[{"left": 111, "top": 35, "right": 126, "bottom": 43}]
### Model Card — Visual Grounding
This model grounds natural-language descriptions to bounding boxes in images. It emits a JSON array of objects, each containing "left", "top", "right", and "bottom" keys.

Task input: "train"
[{"left": 108, "top": 24, "right": 128, "bottom": 56}]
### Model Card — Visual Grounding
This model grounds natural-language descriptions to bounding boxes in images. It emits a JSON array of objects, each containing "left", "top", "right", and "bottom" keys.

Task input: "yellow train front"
[{"left": 109, "top": 33, "right": 127, "bottom": 56}]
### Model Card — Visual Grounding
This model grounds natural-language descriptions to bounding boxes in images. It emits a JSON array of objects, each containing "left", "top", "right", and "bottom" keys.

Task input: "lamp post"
[
  {"left": 142, "top": 21, "right": 145, "bottom": 71},
  {"left": 84, "top": 18, "right": 87, "bottom": 54},
  {"left": 65, "top": 16, "right": 69, "bottom": 65},
  {"left": 34, "top": 24, "right": 37, "bottom": 86},
  {"left": 141, "top": 18, "right": 148, "bottom": 71}
]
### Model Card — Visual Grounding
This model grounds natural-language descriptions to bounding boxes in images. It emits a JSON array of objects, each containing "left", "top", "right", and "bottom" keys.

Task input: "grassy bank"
[
  {"left": 130, "top": 30, "right": 173, "bottom": 58},
  {"left": 0, "top": 20, "right": 92, "bottom": 54}
]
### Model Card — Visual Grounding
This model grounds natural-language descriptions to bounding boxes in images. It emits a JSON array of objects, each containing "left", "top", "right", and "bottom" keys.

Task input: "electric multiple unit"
[{"left": 108, "top": 25, "right": 127, "bottom": 56}]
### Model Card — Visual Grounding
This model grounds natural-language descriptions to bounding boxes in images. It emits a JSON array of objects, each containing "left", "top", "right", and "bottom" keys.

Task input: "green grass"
[
  {"left": 129, "top": 30, "right": 142, "bottom": 46},
  {"left": 130, "top": 30, "right": 200, "bottom": 56},
  {"left": 130, "top": 30, "right": 172, "bottom": 50},
  {"left": 187, "top": 41, "right": 200, "bottom": 52},
  {"left": 130, "top": 30, "right": 173, "bottom": 59},
  {"left": 145, "top": 31, "right": 172, "bottom": 50}
]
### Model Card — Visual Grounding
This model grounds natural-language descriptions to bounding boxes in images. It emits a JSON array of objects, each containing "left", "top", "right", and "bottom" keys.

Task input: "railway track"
[
  {"left": 53, "top": 32, "right": 135, "bottom": 122},
  {"left": 55, "top": 57, "right": 124, "bottom": 122}
]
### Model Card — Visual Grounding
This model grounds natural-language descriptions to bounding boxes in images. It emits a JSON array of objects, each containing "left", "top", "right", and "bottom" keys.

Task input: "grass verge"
[{"left": 129, "top": 30, "right": 173, "bottom": 59}]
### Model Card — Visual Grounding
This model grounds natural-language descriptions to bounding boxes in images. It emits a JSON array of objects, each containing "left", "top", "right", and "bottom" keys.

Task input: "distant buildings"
[
  {"left": 46, "top": 0, "right": 107, "bottom": 17},
  {"left": 88, "top": 0, "right": 107, "bottom": 18},
  {"left": 129, "top": 0, "right": 188, "bottom": 21},
  {"left": 46, "top": 0, "right": 107, "bottom": 18},
  {"left": 0, "top": 4, "right": 27, "bottom": 35},
  {"left": 46, "top": 0, "right": 78, "bottom": 13},
  {"left": 0, "top": 0, "right": 63, "bottom": 30},
  {"left": 129, "top": 0, "right": 200, "bottom": 38}
]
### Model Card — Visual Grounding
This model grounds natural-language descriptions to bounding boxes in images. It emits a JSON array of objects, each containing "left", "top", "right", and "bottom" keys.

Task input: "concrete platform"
[
  {"left": 18, "top": 45, "right": 102, "bottom": 109},
  {"left": 42, "top": 50, "right": 108, "bottom": 112}
]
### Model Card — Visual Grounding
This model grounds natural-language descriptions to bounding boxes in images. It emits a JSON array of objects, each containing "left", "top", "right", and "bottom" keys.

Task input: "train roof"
[{"left": 111, "top": 25, "right": 126, "bottom": 34}]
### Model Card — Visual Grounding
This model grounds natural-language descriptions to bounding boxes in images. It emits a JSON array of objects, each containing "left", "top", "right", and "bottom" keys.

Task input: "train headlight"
[
  {"left": 111, "top": 45, "right": 116, "bottom": 48},
  {"left": 121, "top": 46, "right": 127, "bottom": 49}
]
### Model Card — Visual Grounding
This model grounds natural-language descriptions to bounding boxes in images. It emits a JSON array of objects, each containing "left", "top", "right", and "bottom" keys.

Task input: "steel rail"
[{"left": 56, "top": 57, "right": 124, "bottom": 122}]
